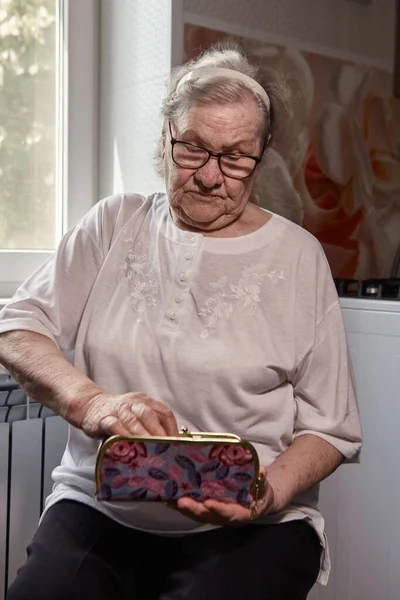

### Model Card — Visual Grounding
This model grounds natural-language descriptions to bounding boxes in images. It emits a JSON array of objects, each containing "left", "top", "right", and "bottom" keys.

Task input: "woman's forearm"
[
  {"left": 0, "top": 330, "right": 102, "bottom": 425},
  {"left": 267, "top": 434, "right": 344, "bottom": 513}
]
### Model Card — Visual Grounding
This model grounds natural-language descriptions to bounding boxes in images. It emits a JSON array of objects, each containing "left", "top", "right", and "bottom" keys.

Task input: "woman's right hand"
[{"left": 74, "top": 392, "right": 179, "bottom": 439}]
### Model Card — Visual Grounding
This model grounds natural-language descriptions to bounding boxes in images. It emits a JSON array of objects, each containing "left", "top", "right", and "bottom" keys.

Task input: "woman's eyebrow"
[{"left": 180, "top": 129, "right": 255, "bottom": 153}]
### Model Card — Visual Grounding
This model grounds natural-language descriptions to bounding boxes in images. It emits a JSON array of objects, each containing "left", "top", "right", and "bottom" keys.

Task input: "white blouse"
[{"left": 0, "top": 193, "right": 362, "bottom": 585}]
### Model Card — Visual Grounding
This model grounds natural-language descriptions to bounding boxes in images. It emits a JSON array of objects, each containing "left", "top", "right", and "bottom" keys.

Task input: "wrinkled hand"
[
  {"left": 72, "top": 392, "right": 179, "bottom": 439},
  {"left": 169, "top": 468, "right": 278, "bottom": 526}
]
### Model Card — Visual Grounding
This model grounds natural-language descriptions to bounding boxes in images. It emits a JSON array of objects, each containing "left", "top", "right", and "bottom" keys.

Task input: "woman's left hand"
[{"left": 168, "top": 468, "right": 278, "bottom": 527}]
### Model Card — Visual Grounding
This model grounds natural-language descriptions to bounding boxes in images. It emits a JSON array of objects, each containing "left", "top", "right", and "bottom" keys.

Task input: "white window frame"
[{"left": 0, "top": 0, "right": 99, "bottom": 302}]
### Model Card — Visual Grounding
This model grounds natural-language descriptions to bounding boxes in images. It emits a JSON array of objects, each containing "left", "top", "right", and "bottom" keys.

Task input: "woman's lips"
[{"left": 188, "top": 191, "right": 220, "bottom": 199}]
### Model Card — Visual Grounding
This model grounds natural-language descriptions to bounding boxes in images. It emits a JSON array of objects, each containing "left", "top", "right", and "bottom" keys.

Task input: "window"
[
  {"left": 0, "top": 0, "right": 98, "bottom": 301},
  {"left": 0, "top": 0, "right": 58, "bottom": 251}
]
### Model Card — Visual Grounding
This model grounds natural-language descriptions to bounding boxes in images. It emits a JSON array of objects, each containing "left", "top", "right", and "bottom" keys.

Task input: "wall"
[
  {"left": 99, "top": 0, "right": 179, "bottom": 198},
  {"left": 180, "top": 0, "right": 399, "bottom": 279},
  {"left": 184, "top": 0, "right": 396, "bottom": 69},
  {"left": 99, "top": 0, "right": 396, "bottom": 200}
]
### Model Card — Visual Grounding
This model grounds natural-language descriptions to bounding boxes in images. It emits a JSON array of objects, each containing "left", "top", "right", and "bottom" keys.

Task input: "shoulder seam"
[
  {"left": 293, "top": 300, "right": 341, "bottom": 380},
  {"left": 316, "top": 300, "right": 340, "bottom": 329},
  {"left": 80, "top": 227, "right": 103, "bottom": 261}
]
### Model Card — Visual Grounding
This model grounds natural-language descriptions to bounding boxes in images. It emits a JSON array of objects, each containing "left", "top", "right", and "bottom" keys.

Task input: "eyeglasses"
[{"left": 168, "top": 122, "right": 263, "bottom": 180}]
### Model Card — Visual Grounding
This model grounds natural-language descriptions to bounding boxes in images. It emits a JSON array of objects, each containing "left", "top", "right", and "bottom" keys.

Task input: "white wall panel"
[
  {"left": 100, "top": 78, "right": 166, "bottom": 197},
  {"left": 101, "top": 0, "right": 173, "bottom": 91},
  {"left": 100, "top": 0, "right": 175, "bottom": 198}
]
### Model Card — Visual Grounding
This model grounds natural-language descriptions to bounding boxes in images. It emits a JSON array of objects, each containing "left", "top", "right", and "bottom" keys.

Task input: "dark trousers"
[{"left": 6, "top": 500, "right": 321, "bottom": 600}]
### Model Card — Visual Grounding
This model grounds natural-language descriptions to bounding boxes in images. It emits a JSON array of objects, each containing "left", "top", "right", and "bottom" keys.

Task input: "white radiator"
[{"left": 0, "top": 409, "right": 68, "bottom": 599}]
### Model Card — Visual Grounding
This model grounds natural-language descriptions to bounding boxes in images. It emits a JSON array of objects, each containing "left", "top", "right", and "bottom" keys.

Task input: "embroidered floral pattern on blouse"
[
  {"left": 267, "top": 269, "right": 285, "bottom": 283},
  {"left": 199, "top": 265, "right": 271, "bottom": 338},
  {"left": 119, "top": 240, "right": 158, "bottom": 322}
]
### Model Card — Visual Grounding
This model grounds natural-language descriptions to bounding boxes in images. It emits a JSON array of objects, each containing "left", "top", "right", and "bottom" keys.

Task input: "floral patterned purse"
[{"left": 95, "top": 427, "right": 261, "bottom": 507}]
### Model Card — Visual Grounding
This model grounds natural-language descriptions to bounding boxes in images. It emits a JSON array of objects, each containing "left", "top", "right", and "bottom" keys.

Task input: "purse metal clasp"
[{"left": 179, "top": 426, "right": 192, "bottom": 437}]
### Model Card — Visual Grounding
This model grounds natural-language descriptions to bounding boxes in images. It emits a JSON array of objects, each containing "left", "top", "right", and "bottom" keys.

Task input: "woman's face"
[{"left": 164, "top": 98, "right": 264, "bottom": 232}]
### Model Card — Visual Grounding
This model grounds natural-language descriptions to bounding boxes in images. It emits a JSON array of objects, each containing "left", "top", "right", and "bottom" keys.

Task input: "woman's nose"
[{"left": 194, "top": 156, "right": 224, "bottom": 188}]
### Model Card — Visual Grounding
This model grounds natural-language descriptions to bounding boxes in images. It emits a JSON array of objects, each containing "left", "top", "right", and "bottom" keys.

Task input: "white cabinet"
[{"left": 310, "top": 299, "right": 400, "bottom": 599}]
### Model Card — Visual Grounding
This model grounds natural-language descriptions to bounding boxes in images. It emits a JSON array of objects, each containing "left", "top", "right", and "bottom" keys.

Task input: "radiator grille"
[{"left": 0, "top": 372, "right": 68, "bottom": 599}]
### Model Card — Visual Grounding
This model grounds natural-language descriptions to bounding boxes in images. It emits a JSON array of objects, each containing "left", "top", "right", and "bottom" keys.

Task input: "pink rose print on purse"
[
  {"left": 209, "top": 444, "right": 254, "bottom": 467},
  {"left": 104, "top": 441, "right": 147, "bottom": 468}
]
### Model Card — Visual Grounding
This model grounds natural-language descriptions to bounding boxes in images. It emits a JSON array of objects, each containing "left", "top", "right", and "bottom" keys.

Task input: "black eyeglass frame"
[{"left": 168, "top": 122, "right": 265, "bottom": 180}]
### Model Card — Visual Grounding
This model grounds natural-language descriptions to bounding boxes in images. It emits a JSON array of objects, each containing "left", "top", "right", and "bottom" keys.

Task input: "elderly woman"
[{"left": 0, "top": 45, "right": 362, "bottom": 600}]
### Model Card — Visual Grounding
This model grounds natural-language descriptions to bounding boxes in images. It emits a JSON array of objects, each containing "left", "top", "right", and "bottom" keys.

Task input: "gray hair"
[{"left": 155, "top": 42, "right": 291, "bottom": 192}]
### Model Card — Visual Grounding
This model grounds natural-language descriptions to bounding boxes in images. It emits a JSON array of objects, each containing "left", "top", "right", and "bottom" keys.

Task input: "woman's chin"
[{"left": 179, "top": 205, "right": 222, "bottom": 228}]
